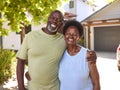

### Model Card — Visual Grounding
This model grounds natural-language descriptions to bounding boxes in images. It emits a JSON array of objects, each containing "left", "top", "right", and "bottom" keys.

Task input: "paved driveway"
[{"left": 96, "top": 52, "right": 120, "bottom": 90}]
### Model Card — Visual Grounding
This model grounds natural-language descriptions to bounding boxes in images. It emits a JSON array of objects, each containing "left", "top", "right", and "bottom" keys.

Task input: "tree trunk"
[{"left": 20, "top": 23, "right": 25, "bottom": 43}]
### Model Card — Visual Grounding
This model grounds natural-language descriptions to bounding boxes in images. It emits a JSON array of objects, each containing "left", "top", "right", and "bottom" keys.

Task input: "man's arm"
[{"left": 16, "top": 58, "right": 27, "bottom": 90}]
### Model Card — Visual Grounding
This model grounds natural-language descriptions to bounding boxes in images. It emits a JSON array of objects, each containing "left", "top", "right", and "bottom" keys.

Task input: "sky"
[{"left": 94, "top": 0, "right": 108, "bottom": 9}]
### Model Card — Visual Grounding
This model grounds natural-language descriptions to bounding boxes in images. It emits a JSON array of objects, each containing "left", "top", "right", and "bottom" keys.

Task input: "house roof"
[
  {"left": 64, "top": 12, "right": 77, "bottom": 21},
  {"left": 81, "top": 0, "right": 120, "bottom": 22}
]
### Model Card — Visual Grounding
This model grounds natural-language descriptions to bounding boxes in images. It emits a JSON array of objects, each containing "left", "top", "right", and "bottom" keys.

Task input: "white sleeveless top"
[{"left": 59, "top": 47, "right": 93, "bottom": 90}]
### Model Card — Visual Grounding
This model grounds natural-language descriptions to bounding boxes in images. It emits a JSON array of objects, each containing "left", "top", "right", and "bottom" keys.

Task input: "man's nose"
[{"left": 52, "top": 19, "right": 56, "bottom": 24}]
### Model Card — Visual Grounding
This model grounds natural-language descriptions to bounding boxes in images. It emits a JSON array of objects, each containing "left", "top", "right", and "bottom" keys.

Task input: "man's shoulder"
[
  {"left": 29, "top": 30, "right": 40, "bottom": 34},
  {"left": 57, "top": 32, "right": 64, "bottom": 37},
  {"left": 27, "top": 30, "right": 40, "bottom": 36}
]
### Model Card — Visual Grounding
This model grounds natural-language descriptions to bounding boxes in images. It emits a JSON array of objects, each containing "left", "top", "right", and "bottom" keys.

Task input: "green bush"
[
  {"left": 78, "top": 36, "right": 84, "bottom": 46},
  {"left": 0, "top": 49, "right": 15, "bottom": 84}
]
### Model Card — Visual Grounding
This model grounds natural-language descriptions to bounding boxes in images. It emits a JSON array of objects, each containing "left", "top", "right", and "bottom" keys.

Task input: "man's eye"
[{"left": 57, "top": 19, "right": 63, "bottom": 22}]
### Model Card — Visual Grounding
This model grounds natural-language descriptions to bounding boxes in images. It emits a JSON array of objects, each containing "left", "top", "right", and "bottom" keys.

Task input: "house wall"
[
  {"left": 76, "top": 0, "right": 94, "bottom": 21},
  {"left": 66, "top": 0, "right": 94, "bottom": 22},
  {"left": 2, "top": 21, "right": 20, "bottom": 50},
  {"left": 3, "top": 32, "right": 20, "bottom": 50}
]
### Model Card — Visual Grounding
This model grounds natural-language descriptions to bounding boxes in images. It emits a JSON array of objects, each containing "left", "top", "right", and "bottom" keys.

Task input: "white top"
[{"left": 59, "top": 47, "right": 93, "bottom": 90}]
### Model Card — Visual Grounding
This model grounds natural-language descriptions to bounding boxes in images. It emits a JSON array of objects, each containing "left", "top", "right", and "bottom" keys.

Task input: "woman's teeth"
[{"left": 68, "top": 39, "right": 73, "bottom": 42}]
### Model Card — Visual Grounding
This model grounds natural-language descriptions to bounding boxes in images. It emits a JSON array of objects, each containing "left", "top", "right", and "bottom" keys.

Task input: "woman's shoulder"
[{"left": 77, "top": 45, "right": 88, "bottom": 52}]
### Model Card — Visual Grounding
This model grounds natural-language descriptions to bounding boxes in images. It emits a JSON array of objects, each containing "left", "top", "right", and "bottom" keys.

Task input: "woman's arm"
[{"left": 87, "top": 51, "right": 100, "bottom": 90}]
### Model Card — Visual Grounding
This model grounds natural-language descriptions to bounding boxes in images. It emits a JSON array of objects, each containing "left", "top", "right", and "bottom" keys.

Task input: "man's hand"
[
  {"left": 25, "top": 71, "right": 31, "bottom": 81},
  {"left": 87, "top": 50, "right": 97, "bottom": 64}
]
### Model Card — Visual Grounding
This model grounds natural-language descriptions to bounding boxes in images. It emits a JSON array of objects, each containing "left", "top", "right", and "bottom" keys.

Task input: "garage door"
[{"left": 94, "top": 26, "right": 120, "bottom": 52}]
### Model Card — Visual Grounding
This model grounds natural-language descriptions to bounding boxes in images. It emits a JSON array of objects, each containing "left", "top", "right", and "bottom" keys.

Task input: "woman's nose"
[{"left": 68, "top": 34, "right": 74, "bottom": 38}]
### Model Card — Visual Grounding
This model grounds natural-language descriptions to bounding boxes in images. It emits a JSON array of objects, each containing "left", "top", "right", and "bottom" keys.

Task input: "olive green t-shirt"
[{"left": 16, "top": 30, "right": 66, "bottom": 90}]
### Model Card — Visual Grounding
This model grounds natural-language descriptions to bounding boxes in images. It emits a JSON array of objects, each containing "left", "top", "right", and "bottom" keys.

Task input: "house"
[
  {"left": 81, "top": 0, "right": 120, "bottom": 52},
  {"left": 62, "top": 0, "right": 96, "bottom": 21}
]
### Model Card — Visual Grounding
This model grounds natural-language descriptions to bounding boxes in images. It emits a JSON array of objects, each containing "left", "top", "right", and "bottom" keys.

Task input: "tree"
[
  {"left": 81, "top": 0, "right": 116, "bottom": 6},
  {"left": 0, "top": 0, "right": 68, "bottom": 36}
]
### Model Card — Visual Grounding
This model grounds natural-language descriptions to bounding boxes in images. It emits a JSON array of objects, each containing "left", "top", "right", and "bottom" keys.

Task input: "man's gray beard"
[{"left": 48, "top": 25, "right": 58, "bottom": 33}]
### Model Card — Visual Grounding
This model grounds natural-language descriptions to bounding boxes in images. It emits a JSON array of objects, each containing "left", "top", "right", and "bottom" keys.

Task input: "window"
[
  {"left": 16, "top": 25, "right": 31, "bottom": 34},
  {"left": 69, "top": 1, "right": 74, "bottom": 8}
]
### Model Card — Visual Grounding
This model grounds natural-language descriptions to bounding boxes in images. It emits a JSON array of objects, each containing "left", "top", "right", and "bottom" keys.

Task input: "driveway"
[{"left": 96, "top": 52, "right": 120, "bottom": 90}]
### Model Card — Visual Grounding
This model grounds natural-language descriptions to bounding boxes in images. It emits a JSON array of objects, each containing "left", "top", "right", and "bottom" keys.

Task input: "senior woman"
[{"left": 58, "top": 20, "right": 100, "bottom": 90}]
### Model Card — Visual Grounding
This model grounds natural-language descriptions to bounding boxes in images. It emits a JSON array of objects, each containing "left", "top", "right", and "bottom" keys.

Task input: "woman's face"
[{"left": 64, "top": 26, "right": 80, "bottom": 45}]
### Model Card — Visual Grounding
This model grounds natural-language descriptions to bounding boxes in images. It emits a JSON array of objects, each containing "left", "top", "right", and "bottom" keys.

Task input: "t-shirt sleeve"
[{"left": 16, "top": 35, "right": 28, "bottom": 60}]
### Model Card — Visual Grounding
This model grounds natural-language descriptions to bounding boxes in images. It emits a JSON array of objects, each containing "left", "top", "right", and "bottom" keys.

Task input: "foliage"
[
  {"left": 105, "top": 0, "right": 115, "bottom": 2},
  {"left": 77, "top": 35, "right": 84, "bottom": 46},
  {"left": 0, "top": 49, "right": 15, "bottom": 84},
  {"left": 0, "top": 0, "right": 68, "bottom": 36},
  {"left": 83, "top": 0, "right": 116, "bottom": 6}
]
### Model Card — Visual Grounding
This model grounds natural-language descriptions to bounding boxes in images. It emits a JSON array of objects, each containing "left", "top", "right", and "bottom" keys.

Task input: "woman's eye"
[{"left": 66, "top": 33, "right": 78, "bottom": 36}]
